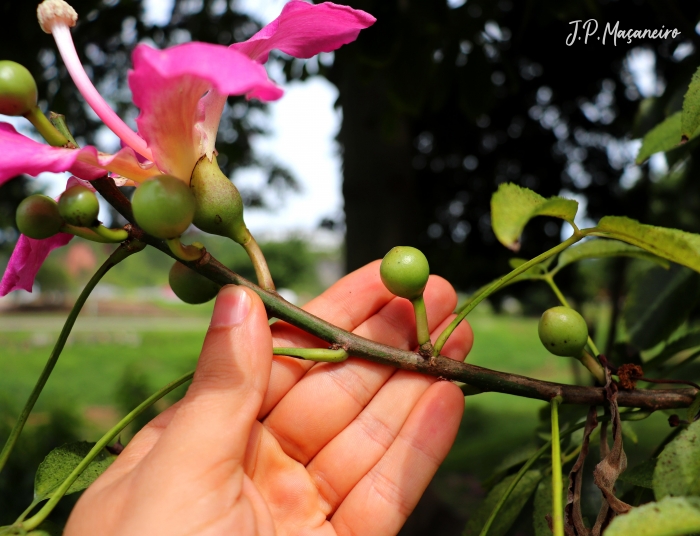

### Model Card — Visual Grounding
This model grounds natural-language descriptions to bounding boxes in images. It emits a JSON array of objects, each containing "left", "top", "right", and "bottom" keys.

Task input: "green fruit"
[
  {"left": 380, "top": 246, "right": 430, "bottom": 300},
  {"left": 0, "top": 60, "right": 38, "bottom": 116},
  {"left": 538, "top": 306, "right": 588, "bottom": 357},
  {"left": 16, "top": 194, "right": 64, "bottom": 239},
  {"left": 131, "top": 175, "right": 195, "bottom": 239},
  {"left": 169, "top": 261, "right": 221, "bottom": 304},
  {"left": 190, "top": 155, "right": 248, "bottom": 244},
  {"left": 58, "top": 185, "right": 99, "bottom": 227}
]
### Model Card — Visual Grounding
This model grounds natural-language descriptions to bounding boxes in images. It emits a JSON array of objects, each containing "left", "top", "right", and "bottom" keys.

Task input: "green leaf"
[
  {"left": 533, "top": 474, "right": 565, "bottom": 536},
  {"left": 654, "top": 420, "right": 700, "bottom": 500},
  {"left": 682, "top": 66, "right": 700, "bottom": 142},
  {"left": 605, "top": 496, "right": 700, "bottom": 536},
  {"left": 622, "top": 264, "right": 700, "bottom": 350},
  {"left": 688, "top": 392, "right": 700, "bottom": 423},
  {"left": 636, "top": 112, "right": 682, "bottom": 164},
  {"left": 645, "top": 329, "right": 700, "bottom": 370},
  {"left": 596, "top": 216, "right": 700, "bottom": 273},
  {"left": 491, "top": 183, "right": 578, "bottom": 251},
  {"left": 462, "top": 470, "right": 542, "bottom": 536},
  {"left": 555, "top": 239, "right": 669, "bottom": 272},
  {"left": 34, "top": 441, "right": 117, "bottom": 501},
  {"left": 618, "top": 458, "right": 657, "bottom": 489}
]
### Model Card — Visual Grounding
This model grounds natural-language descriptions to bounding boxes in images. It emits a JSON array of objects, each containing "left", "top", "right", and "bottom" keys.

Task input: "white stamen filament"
[{"left": 50, "top": 22, "right": 154, "bottom": 162}]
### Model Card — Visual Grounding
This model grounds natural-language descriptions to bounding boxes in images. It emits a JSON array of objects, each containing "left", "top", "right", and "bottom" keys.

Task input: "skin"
[{"left": 65, "top": 260, "right": 473, "bottom": 536}]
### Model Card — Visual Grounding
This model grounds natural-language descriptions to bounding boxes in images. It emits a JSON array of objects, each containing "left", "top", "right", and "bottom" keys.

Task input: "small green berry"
[
  {"left": 380, "top": 246, "right": 430, "bottom": 300},
  {"left": 16, "top": 194, "right": 64, "bottom": 239},
  {"left": 169, "top": 261, "right": 221, "bottom": 304},
  {"left": 131, "top": 175, "right": 195, "bottom": 239},
  {"left": 538, "top": 306, "right": 588, "bottom": 357},
  {"left": 0, "top": 60, "right": 38, "bottom": 116},
  {"left": 58, "top": 185, "right": 99, "bottom": 227}
]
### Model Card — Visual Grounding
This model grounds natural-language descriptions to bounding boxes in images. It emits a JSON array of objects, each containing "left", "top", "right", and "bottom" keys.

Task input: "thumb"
[{"left": 154, "top": 285, "right": 272, "bottom": 466}]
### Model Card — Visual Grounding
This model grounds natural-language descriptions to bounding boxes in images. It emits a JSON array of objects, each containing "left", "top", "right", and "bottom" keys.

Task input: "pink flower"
[{"left": 0, "top": 0, "right": 375, "bottom": 295}]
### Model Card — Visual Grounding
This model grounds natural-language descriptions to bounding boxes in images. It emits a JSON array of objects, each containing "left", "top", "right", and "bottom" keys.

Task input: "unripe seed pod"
[
  {"left": 538, "top": 306, "right": 588, "bottom": 357},
  {"left": 58, "top": 185, "right": 99, "bottom": 227},
  {"left": 168, "top": 261, "right": 221, "bottom": 304},
  {"left": 190, "top": 155, "right": 247, "bottom": 244},
  {"left": 16, "top": 194, "right": 64, "bottom": 239},
  {"left": 0, "top": 60, "right": 38, "bottom": 116},
  {"left": 131, "top": 175, "right": 195, "bottom": 239},
  {"left": 380, "top": 246, "right": 430, "bottom": 300}
]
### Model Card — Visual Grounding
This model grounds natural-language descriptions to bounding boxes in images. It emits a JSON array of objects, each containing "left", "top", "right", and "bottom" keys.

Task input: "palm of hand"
[{"left": 65, "top": 262, "right": 472, "bottom": 536}]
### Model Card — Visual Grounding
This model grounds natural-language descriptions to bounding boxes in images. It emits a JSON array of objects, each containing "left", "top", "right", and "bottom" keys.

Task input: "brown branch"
[{"left": 93, "top": 177, "right": 697, "bottom": 411}]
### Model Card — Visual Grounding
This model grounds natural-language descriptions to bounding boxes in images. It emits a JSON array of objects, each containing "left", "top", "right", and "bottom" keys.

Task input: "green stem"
[
  {"left": 21, "top": 369, "right": 194, "bottom": 531},
  {"left": 411, "top": 295, "right": 432, "bottom": 352},
  {"left": 477, "top": 409, "right": 652, "bottom": 536},
  {"left": 435, "top": 232, "right": 587, "bottom": 356},
  {"left": 478, "top": 441, "right": 553, "bottom": 536},
  {"left": 48, "top": 112, "right": 78, "bottom": 147},
  {"left": 166, "top": 237, "right": 204, "bottom": 262},
  {"left": 0, "top": 241, "right": 145, "bottom": 476},
  {"left": 61, "top": 223, "right": 119, "bottom": 244},
  {"left": 24, "top": 106, "right": 69, "bottom": 147},
  {"left": 550, "top": 397, "right": 564, "bottom": 536},
  {"left": 240, "top": 232, "right": 275, "bottom": 292},
  {"left": 273, "top": 347, "right": 349, "bottom": 362},
  {"left": 580, "top": 350, "right": 606, "bottom": 385},
  {"left": 90, "top": 224, "right": 129, "bottom": 243},
  {"left": 14, "top": 499, "right": 41, "bottom": 524}
]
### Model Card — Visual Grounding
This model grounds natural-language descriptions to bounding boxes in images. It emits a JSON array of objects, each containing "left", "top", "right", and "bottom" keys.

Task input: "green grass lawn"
[{"left": 0, "top": 305, "right": 676, "bottom": 531}]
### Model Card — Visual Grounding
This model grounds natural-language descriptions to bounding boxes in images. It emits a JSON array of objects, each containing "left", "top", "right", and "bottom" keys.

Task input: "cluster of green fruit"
[{"left": 378, "top": 247, "right": 590, "bottom": 361}]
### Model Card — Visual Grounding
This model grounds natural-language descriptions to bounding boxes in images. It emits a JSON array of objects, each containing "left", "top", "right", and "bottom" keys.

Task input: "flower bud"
[
  {"left": 190, "top": 155, "right": 247, "bottom": 244},
  {"left": 16, "top": 194, "right": 64, "bottom": 239},
  {"left": 169, "top": 261, "right": 221, "bottom": 304},
  {"left": 380, "top": 246, "right": 430, "bottom": 300},
  {"left": 0, "top": 61, "right": 38, "bottom": 117},
  {"left": 58, "top": 185, "right": 99, "bottom": 227},
  {"left": 131, "top": 175, "right": 195, "bottom": 239}
]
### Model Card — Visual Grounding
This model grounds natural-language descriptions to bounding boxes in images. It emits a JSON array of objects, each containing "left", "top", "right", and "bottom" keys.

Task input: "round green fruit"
[
  {"left": 131, "top": 175, "right": 195, "bottom": 239},
  {"left": 538, "top": 306, "right": 588, "bottom": 357},
  {"left": 0, "top": 60, "right": 38, "bottom": 116},
  {"left": 169, "top": 261, "right": 221, "bottom": 304},
  {"left": 380, "top": 246, "right": 430, "bottom": 300},
  {"left": 190, "top": 155, "right": 247, "bottom": 244},
  {"left": 16, "top": 194, "right": 64, "bottom": 239},
  {"left": 58, "top": 185, "right": 99, "bottom": 227}
]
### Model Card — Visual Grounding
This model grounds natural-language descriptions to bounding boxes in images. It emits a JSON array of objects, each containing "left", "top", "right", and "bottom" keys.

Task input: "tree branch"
[{"left": 93, "top": 177, "right": 697, "bottom": 411}]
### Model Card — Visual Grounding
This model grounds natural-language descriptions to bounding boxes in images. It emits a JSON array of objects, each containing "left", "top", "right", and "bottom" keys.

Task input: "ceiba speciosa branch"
[{"left": 93, "top": 177, "right": 697, "bottom": 412}]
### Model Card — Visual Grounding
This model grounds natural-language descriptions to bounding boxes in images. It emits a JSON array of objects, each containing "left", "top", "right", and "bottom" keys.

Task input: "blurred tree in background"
[{"left": 1, "top": 0, "right": 700, "bottom": 298}]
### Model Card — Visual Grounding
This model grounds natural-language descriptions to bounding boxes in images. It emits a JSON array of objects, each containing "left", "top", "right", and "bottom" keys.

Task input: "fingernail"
[{"left": 211, "top": 285, "right": 251, "bottom": 327}]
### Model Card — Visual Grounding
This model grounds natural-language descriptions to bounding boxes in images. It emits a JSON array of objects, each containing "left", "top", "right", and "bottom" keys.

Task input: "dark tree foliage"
[{"left": 327, "top": 0, "right": 700, "bottom": 295}]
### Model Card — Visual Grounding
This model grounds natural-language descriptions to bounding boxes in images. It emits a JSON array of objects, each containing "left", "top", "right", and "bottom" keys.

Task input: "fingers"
[
  {"left": 330, "top": 381, "right": 464, "bottom": 536},
  {"left": 303, "top": 314, "right": 472, "bottom": 514},
  {"left": 145, "top": 285, "right": 272, "bottom": 472},
  {"left": 260, "top": 260, "right": 394, "bottom": 416},
  {"left": 262, "top": 276, "right": 469, "bottom": 465}
]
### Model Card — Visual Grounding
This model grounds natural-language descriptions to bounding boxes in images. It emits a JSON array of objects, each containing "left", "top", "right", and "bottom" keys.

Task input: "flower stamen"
[{"left": 37, "top": 0, "right": 154, "bottom": 163}]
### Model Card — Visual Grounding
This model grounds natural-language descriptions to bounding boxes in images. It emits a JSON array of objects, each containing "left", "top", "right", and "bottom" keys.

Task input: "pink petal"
[
  {"left": 232, "top": 1, "right": 376, "bottom": 63},
  {"left": 0, "top": 233, "right": 73, "bottom": 296},
  {"left": 0, "top": 123, "right": 158, "bottom": 185},
  {"left": 129, "top": 43, "right": 283, "bottom": 182}
]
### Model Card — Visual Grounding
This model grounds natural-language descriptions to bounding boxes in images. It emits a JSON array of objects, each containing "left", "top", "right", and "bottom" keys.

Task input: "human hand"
[{"left": 65, "top": 261, "right": 473, "bottom": 536}]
